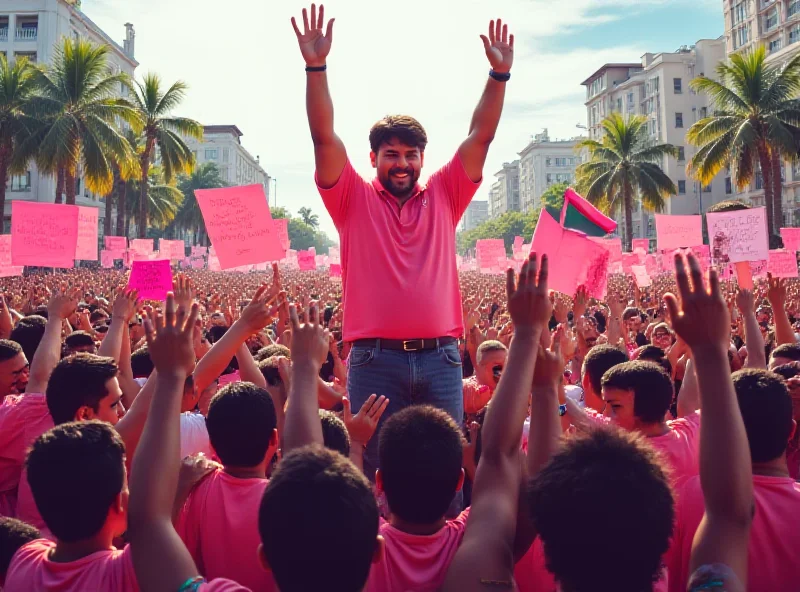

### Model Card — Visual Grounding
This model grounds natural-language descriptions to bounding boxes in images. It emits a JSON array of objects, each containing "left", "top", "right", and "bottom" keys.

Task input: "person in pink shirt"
[
  {"left": 0, "top": 517, "right": 39, "bottom": 587},
  {"left": 4, "top": 421, "right": 138, "bottom": 592},
  {"left": 176, "top": 381, "right": 279, "bottom": 592},
  {"left": 0, "top": 340, "right": 28, "bottom": 400},
  {"left": 293, "top": 2, "right": 515, "bottom": 478},
  {"left": 462, "top": 340, "right": 506, "bottom": 422},
  {"left": 668, "top": 368, "right": 800, "bottom": 592}
]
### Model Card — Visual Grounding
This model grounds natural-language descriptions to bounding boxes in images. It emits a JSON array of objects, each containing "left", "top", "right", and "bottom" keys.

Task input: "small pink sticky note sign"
[
  {"left": 100, "top": 250, "right": 115, "bottom": 268},
  {"left": 195, "top": 184, "right": 285, "bottom": 269},
  {"left": 131, "top": 239, "right": 154, "bottom": 255},
  {"left": 105, "top": 236, "right": 128, "bottom": 252},
  {"left": 127, "top": 260, "right": 172, "bottom": 301},
  {"left": 768, "top": 249, "right": 799, "bottom": 278},
  {"left": 632, "top": 238, "right": 649, "bottom": 253},
  {"left": 298, "top": 250, "right": 316, "bottom": 271},
  {"left": 735, "top": 261, "right": 754, "bottom": 290},
  {"left": 75, "top": 206, "right": 99, "bottom": 261},
  {"left": 191, "top": 245, "right": 207, "bottom": 257},
  {"left": 11, "top": 201, "right": 79, "bottom": 267},
  {"left": 655, "top": 214, "right": 703, "bottom": 251},
  {"left": 0, "top": 235, "right": 23, "bottom": 277}
]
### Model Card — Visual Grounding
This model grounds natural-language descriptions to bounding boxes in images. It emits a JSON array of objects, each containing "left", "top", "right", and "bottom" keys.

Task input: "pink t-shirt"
[
  {"left": 365, "top": 509, "right": 469, "bottom": 592},
  {"left": 176, "top": 469, "right": 275, "bottom": 592},
  {"left": 668, "top": 474, "right": 800, "bottom": 592},
  {"left": 649, "top": 411, "right": 701, "bottom": 487},
  {"left": 199, "top": 579, "right": 252, "bottom": 591},
  {"left": 0, "top": 394, "right": 53, "bottom": 519},
  {"left": 316, "top": 154, "right": 480, "bottom": 341},
  {"left": 4, "top": 539, "right": 138, "bottom": 592}
]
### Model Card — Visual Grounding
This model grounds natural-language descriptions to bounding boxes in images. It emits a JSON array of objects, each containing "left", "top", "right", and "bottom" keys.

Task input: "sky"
[{"left": 83, "top": 0, "right": 723, "bottom": 239}]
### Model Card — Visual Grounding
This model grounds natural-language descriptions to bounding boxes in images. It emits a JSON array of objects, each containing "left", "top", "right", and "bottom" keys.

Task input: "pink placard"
[
  {"left": 297, "top": 250, "right": 316, "bottom": 271},
  {"left": 273, "top": 218, "right": 290, "bottom": 250},
  {"left": 513, "top": 236, "right": 524, "bottom": 251},
  {"left": 631, "top": 265, "right": 651, "bottom": 288},
  {"left": 191, "top": 245, "right": 207, "bottom": 257},
  {"left": 735, "top": 261, "right": 754, "bottom": 290},
  {"left": 100, "top": 250, "right": 114, "bottom": 268},
  {"left": 781, "top": 228, "right": 800, "bottom": 253},
  {"left": 159, "top": 239, "right": 185, "bottom": 261},
  {"left": 105, "top": 236, "right": 127, "bottom": 252},
  {"left": 476, "top": 239, "right": 506, "bottom": 272},
  {"left": 329, "top": 247, "right": 340, "bottom": 264},
  {"left": 208, "top": 255, "right": 221, "bottom": 271},
  {"left": 655, "top": 214, "right": 703, "bottom": 251},
  {"left": 127, "top": 260, "right": 172, "bottom": 300},
  {"left": 11, "top": 201, "right": 79, "bottom": 268},
  {"left": 75, "top": 206, "right": 99, "bottom": 261},
  {"left": 191, "top": 258, "right": 205, "bottom": 269},
  {"left": 195, "top": 184, "right": 285, "bottom": 269},
  {"left": 767, "top": 249, "right": 799, "bottom": 278},
  {"left": 330, "top": 263, "right": 342, "bottom": 277},
  {"left": 131, "top": 239, "right": 154, "bottom": 255},
  {"left": 0, "top": 235, "right": 23, "bottom": 277},
  {"left": 706, "top": 207, "right": 769, "bottom": 263},
  {"left": 632, "top": 238, "right": 649, "bottom": 253}
]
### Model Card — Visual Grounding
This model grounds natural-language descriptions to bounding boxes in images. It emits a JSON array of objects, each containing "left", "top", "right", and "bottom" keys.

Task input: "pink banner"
[
  {"left": 781, "top": 228, "right": 800, "bottom": 253},
  {"left": 11, "top": 201, "right": 79, "bottom": 268},
  {"left": 75, "top": 206, "right": 99, "bottom": 261},
  {"left": 195, "top": 184, "right": 285, "bottom": 269},
  {"left": 159, "top": 239, "right": 185, "bottom": 261},
  {"left": 127, "top": 260, "right": 172, "bottom": 300},
  {"left": 105, "top": 236, "right": 127, "bottom": 252},
  {"left": 273, "top": 218, "right": 290, "bottom": 250},
  {"left": 330, "top": 263, "right": 342, "bottom": 277},
  {"left": 100, "top": 250, "right": 114, "bottom": 268},
  {"left": 768, "top": 249, "right": 799, "bottom": 278},
  {"left": 297, "top": 250, "right": 316, "bottom": 271},
  {"left": 632, "top": 238, "right": 649, "bottom": 253},
  {"left": 131, "top": 239, "right": 154, "bottom": 255},
  {"left": 655, "top": 214, "right": 703, "bottom": 251},
  {"left": 707, "top": 207, "right": 769, "bottom": 263},
  {"left": 0, "top": 235, "right": 23, "bottom": 277}
]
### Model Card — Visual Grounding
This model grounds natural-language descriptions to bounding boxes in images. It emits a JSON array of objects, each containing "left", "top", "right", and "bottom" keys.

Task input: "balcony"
[
  {"left": 15, "top": 27, "right": 37, "bottom": 42},
  {"left": 0, "top": 28, "right": 7, "bottom": 42}
]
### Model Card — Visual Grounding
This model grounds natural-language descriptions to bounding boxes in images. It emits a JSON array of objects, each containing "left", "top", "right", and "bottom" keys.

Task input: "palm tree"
[
  {"left": 575, "top": 112, "right": 677, "bottom": 250},
  {"left": 124, "top": 165, "right": 183, "bottom": 233},
  {"left": 686, "top": 45, "right": 800, "bottom": 235},
  {"left": 102, "top": 130, "right": 140, "bottom": 237},
  {"left": 298, "top": 206, "right": 320, "bottom": 229},
  {"left": 0, "top": 55, "right": 39, "bottom": 232},
  {"left": 25, "top": 38, "right": 140, "bottom": 205},
  {"left": 130, "top": 73, "right": 201, "bottom": 237},
  {"left": 171, "top": 162, "right": 227, "bottom": 245}
]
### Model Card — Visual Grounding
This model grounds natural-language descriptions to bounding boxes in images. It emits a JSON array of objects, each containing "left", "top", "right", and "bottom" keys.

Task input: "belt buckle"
[{"left": 403, "top": 339, "right": 422, "bottom": 352}]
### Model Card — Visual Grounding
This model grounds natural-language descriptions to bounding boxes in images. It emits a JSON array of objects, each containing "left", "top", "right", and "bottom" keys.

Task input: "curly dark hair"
[{"left": 369, "top": 115, "right": 428, "bottom": 153}]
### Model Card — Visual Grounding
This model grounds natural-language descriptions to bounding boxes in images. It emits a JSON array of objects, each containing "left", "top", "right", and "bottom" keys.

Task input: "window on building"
[
  {"left": 545, "top": 157, "right": 551, "bottom": 166},
  {"left": 675, "top": 112, "right": 683, "bottom": 128},
  {"left": 678, "top": 180, "right": 686, "bottom": 195},
  {"left": 677, "top": 146, "right": 685, "bottom": 161},
  {"left": 791, "top": 24, "right": 800, "bottom": 44},
  {"left": 732, "top": 1, "right": 748, "bottom": 24},
  {"left": 673, "top": 78, "right": 682, "bottom": 94},
  {"left": 6, "top": 172, "right": 31, "bottom": 192},
  {"left": 616, "top": 98, "right": 622, "bottom": 112},
  {"left": 222, "top": 148, "right": 230, "bottom": 164},
  {"left": 792, "top": 0, "right": 800, "bottom": 19},
  {"left": 725, "top": 177, "right": 732, "bottom": 194},
  {"left": 733, "top": 24, "right": 750, "bottom": 49},
  {"left": 700, "top": 106, "right": 708, "bottom": 118},
  {"left": 765, "top": 7, "right": 779, "bottom": 31},
  {"left": 769, "top": 37, "right": 783, "bottom": 53},
  {"left": 703, "top": 184, "right": 712, "bottom": 193},
  {"left": 755, "top": 171, "right": 764, "bottom": 190},
  {"left": 205, "top": 149, "right": 218, "bottom": 160}
]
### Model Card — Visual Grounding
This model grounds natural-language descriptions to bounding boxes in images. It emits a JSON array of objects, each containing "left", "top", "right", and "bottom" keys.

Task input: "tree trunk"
[
  {"left": 116, "top": 179, "right": 126, "bottom": 237},
  {"left": 623, "top": 180, "right": 633, "bottom": 252},
  {"left": 771, "top": 149, "right": 784, "bottom": 234},
  {"left": 0, "top": 151, "right": 8, "bottom": 234},
  {"left": 55, "top": 167, "right": 65, "bottom": 204},
  {"left": 138, "top": 161, "right": 149, "bottom": 238},
  {"left": 758, "top": 146, "right": 774, "bottom": 239},
  {"left": 64, "top": 168, "right": 77, "bottom": 205},
  {"left": 125, "top": 211, "right": 131, "bottom": 238}
]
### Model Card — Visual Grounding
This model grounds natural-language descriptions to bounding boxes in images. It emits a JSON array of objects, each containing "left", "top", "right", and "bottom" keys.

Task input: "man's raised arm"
[{"left": 292, "top": 3, "right": 346, "bottom": 189}]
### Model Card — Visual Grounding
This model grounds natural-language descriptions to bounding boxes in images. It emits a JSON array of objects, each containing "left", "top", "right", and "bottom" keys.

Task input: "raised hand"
[
  {"left": 173, "top": 274, "right": 195, "bottom": 313},
  {"left": 239, "top": 284, "right": 278, "bottom": 334},
  {"left": 144, "top": 293, "right": 200, "bottom": 377},
  {"left": 112, "top": 289, "right": 139, "bottom": 323},
  {"left": 506, "top": 253, "right": 550, "bottom": 336},
  {"left": 767, "top": 273, "right": 787, "bottom": 307},
  {"left": 291, "top": 3, "right": 334, "bottom": 67},
  {"left": 664, "top": 254, "right": 729, "bottom": 352},
  {"left": 47, "top": 285, "right": 81, "bottom": 320},
  {"left": 735, "top": 289, "right": 755, "bottom": 316},
  {"left": 342, "top": 394, "right": 389, "bottom": 447},
  {"left": 289, "top": 302, "right": 330, "bottom": 369},
  {"left": 532, "top": 325, "right": 564, "bottom": 388},
  {"left": 480, "top": 18, "right": 514, "bottom": 74}
]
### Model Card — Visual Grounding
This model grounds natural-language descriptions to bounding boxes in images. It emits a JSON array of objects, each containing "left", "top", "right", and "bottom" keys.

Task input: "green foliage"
[
  {"left": 456, "top": 209, "right": 539, "bottom": 255},
  {"left": 539, "top": 182, "right": 569, "bottom": 212},
  {"left": 270, "top": 205, "right": 335, "bottom": 252}
]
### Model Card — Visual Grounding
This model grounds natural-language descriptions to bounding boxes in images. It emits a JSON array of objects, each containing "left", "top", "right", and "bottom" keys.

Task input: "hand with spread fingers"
[
  {"left": 343, "top": 394, "right": 389, "bottom": 447},
  {"left": 144, "top": 293, "right": 200, "bottom": 378},
  {"left": 506, "top": 253, "right": 551, "bottom": 337},
  {"left": 480, "top": 18, "right": 514, "bottom": 73},
  {"left": 291, "top": 3, "right": 334, "bottom": 68}
]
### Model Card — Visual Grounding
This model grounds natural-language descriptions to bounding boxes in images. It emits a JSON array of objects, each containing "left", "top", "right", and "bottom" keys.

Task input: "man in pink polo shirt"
[{"left": 292, "top": 3, "right": 515, "bottom": 477}]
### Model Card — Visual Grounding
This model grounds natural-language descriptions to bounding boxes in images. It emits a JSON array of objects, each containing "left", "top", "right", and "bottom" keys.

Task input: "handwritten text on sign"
[
  {"left": 105, "top": 236, "right": 127, "bottom": 253},
  {"left": 781, "top": 228, "right": 800, "bottom": 253},
  {"left": 655, "top": 214, "right": 703, "bottom": 251},
  {"left": 0, "top": 235, "right": 23, "bottom": 277},
  {"left": 127, "top": 260, "right": 172, "bottom": 301},
  {"left": 75, "top": 206, "right": 99, "bottom": 261},
  {"left": 706, "top": 207, "right": 769, "bottom": 263},
  {"left": 767, "top": 249, "right": 799, "bottom": 278},
  {"left": 195, "top": 185, "right": 285, "bottom": 269},
  {"left": 11, "top": 201, "right": 79, "bottom": 268}
]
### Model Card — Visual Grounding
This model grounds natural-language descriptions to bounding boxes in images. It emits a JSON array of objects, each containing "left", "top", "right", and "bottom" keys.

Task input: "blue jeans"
[{"left": 346, "top": 340, "right": 464, "bottom": 482}]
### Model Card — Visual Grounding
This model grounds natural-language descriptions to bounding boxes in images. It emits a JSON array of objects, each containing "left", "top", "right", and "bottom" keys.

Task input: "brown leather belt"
[{"left": 352, "top": 337, "right": 457, "bottom": 352}]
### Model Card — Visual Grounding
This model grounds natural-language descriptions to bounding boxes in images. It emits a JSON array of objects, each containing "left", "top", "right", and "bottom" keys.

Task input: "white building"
[
  {"left": 184, "top": 125, "right": 271, "bottom": 200},
  {"left": 518, "top": 130, "right": 583, "bottom": 213},
  {"left": 581, "top": 39, "right": 728, "bottom": 238},
  {"left": 488, "top": 160, "right": 520, "bottom": 218},
  {"left": 0, "top": 0, "right": 138, "bottom": 233},
  {"left": 459, "top": 200, "right": 489, "bottom": 231}
]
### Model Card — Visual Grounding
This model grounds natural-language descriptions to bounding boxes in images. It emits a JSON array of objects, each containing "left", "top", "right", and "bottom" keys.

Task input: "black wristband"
[
  {"left": 489, "top": 69, "right": 511, "bottom": 82},
  {"left": 305, "top": 64, "right": 327, "bottom": 72}
]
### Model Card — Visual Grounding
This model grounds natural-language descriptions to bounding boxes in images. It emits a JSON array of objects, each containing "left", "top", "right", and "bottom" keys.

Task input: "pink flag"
[
  {"left": 131, "top": 239, "right": 154, "bottom": 255},
  {"left": 655, "top": 214, "right": 702, "bottom": 251},
  {"left": 195, "top": 185, "right": 284, "bottom": 269},
  {"left": 75, "top": 206, "right": 99, "bottom": 261},
  {"left": 706, "top": 207, "right": 769, "bottom": 263},
  {"left": 781, "top": 228, "right": 800, "bottom": 253},
  {"left": 632, "top": 238, "right": 649, "bottom": 253},
  {"left": 105, "top": 236, "right": 128, "bottom": 253},
  {"left": 100, "top": 250, "right": 115, "bottom": 268},
  {"left": 11, "top": 201, "right": 79, "bottom": 268},
  {"left": 767, "top": 249, "right": 799, "bottom": 278},
  {"left": 297, "top": 250, "right": 316, "bottom": 271},
  {"left": 560, "top": 188, "right": 617, "bottom": 234},
  {"left": 330, "top": 263, "right": 342, "bottom": 277},
  {"left": 0, "top": 235, "right": 23, "bottom": 277},
  {"left": 589, "top": 237, "right": 623, "bottom": 272},
  {"left": 273, "top": 218, "right": 290, "bottom": 250},
  {"left": 127, "top": 260, "right": 172, "bottom": 300}
]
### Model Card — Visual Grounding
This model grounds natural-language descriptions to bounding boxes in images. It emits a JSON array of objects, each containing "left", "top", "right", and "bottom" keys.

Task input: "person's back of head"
[
  {"left": 0, "top": 517, "right": 39, "bottom": 585},
  {"left": 130, "top": 345, "right": 154, "bottom": 379},
  {"left": 9, "top": 316, "right": 46, "bottom": 363},
  {"left": 632, "top": 345, "right": 673, "bottom": 377},
  {"left": 26, "top": 421, "right": 127, "bottom": 543},
  {"left": 732, "top": 368, "right": 795, "bottom": 463},
  {"left": 46, "top": 354, "right": 120, "bottom": 426},
  {"left": 602, "top": 361, "right": 674, "bottom": 431},
  {"left": 527, "top": 428, "right": 674, "bottom": 592},
  {"left": 377, "top": 405, "right": 464, "bottom": 525},
  {"left": 770, "top": 343, "right": 800, "bottom": 369},
  {"left": 258, "top": 357, "right": 284, "bottom": 388},
  {"left": 64, "top": 331, "right": 96, "bottom": 355},
  {"left": 259, "top": 445, "right": 380, "bottom": 592},
  {"left": 254, "top": 344, "right": 290, "bottom": 363},
  {"left": 0, "top": 339, "right": 23, "bottom": 364},
  {"left": 319, "top": 410, "right": 350, "bottom": 457},
  {"left": 582, "top": 344, "right": 628, "bottom": 397},
  {"left": 206, "top": 382, "right": 277, "bottom": 468}
]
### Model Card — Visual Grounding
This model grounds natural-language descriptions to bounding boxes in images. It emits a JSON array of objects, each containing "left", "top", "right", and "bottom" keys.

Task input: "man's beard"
[{"left": 382, "top": 168, "right": 418, "bottom": 199}]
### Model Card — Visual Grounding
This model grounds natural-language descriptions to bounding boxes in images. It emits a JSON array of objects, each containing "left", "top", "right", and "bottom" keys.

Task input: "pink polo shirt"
[
  {"left": 317, "top": 154, "right": 480, "bottom": 342},
  {"left": 649, "top": 411, "right": 701, "bottom": 488},
  {"left": 667, "top": 474, "right": 800, "bottom": 592},
  {"left": 0, "top": 393, "right": 53, "bottom": 518}
]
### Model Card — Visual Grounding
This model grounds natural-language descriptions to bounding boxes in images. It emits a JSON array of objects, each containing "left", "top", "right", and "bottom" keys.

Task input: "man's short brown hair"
[{"left": 369, "top": 115, "right": 428, "bottom": 153}]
